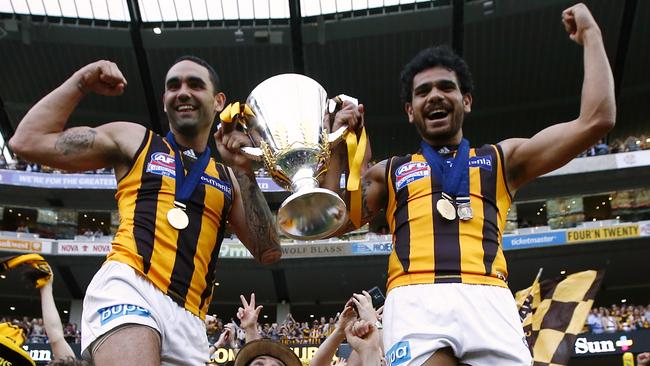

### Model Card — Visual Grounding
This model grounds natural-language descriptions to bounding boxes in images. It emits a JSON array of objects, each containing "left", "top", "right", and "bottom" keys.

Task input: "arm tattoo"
[
  {"left": 235, "top": 170, "right": 280, "bottom": 261},
  {"left": 54, "top": 128, "right": 97, "bottom": 156}
]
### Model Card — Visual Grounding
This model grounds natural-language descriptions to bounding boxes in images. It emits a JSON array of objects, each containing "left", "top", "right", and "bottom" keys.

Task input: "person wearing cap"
[{"left": 234, "top": 339, "right": 301, "bottom": 366}]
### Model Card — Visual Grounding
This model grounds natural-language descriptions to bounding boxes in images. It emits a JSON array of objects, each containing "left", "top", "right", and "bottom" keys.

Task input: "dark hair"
[
  {"left": 399, "top": 45, "right": 474, "bottom": 104},
  {"left": 48, "top": 357, "right": 90, "bottom": 366},
  {"left": 172, "top": 55, "right": 221, "bottom": 94}
]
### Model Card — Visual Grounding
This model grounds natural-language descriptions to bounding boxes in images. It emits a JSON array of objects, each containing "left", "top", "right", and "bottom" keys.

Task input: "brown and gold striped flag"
[{"left": 515, "top": 270, "right": 604, "bottom": 366}]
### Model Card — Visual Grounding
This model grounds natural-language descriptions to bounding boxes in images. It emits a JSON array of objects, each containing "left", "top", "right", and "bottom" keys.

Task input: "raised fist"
[{"left": 76, "top": 60, "right": 127, "bottom": 96}]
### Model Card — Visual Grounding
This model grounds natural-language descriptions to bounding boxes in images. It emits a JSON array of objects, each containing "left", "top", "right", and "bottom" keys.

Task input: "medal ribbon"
[
  {"left": 420, "top": 138, "right": 470, "bottom": 204},
  {"left": 346, "top": 127, "right": 367, "bottom": 228},
  {"left": 219, "top": 102, "right": 255, "bottom": 127},
  {"left": 166, "top": 132, "right": 211, "bottom": 204}
]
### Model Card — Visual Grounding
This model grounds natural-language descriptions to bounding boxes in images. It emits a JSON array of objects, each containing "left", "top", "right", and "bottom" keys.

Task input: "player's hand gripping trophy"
[{"left": 220, "top": 74, "right": 366, "bottom": 240}]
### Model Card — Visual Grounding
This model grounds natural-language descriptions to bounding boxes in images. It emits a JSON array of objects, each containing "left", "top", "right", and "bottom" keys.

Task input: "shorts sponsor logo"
[
  {"left": 396, "top": 162, "right": 430, "bottom": 191},
  {"left": 469, "top": 155, "right": 492, "bottom": 171},
  {"left": 386, "top": 341, "right": 411, "bottom": 366},
  {"left": 98, "top": 304, "right": 151, "bottom": 326}
]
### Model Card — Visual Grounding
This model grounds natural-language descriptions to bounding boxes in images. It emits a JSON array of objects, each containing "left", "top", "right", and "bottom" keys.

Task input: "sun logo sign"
[{"left": 616, "top": 336, "right": 634, "bottom": 351}]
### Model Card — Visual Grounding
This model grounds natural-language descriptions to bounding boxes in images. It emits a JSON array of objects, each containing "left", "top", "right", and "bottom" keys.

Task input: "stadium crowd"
[
  {"left": 0, "top": 316, "right": 81, "bottom": 344},
  {"left": 586, "top": 304, "right": 650, "bottom": 334},
  {"left": 3, "top": 301, "right": 649, "bottom": 349},
  {"left": 205, "top": 312, "right": 338, "bottom": 349}
]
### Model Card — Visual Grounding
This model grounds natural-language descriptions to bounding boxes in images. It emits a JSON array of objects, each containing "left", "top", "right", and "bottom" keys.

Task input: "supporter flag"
[
  {"left": 515, "top": 270, "right": 604, "bottom": 366},
  {"left": 0, "top": 254, "right": 52, "bottom": 288},
  {"left": 0, "top": 322, "right": 35, "bottom": 366}
]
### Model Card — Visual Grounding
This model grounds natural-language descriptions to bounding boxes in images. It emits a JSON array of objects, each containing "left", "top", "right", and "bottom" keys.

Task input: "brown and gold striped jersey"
[
  {"left": 385, "top": 144, "right": 511, "bottom": 292},
  {"left": 107, "top": 131, "right": 233, "bottom": 318}
]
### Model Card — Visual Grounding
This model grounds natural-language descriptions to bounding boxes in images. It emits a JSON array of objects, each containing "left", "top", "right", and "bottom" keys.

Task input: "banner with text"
[
  {"left": 572, "top": 330, "right": 650, "bottom": 357},
  {"left": 55, "top": 241, "right": 112, "bottom": 255},
  {"left": 0, "top": 169, "right": 288, "bottom": 192},
  {"left": 0, "top": 238, "right": 51, "bottom": 253},
  {"left": 502, "top": 231, "right": 567, "bottom": 250},
  {"left": 639, "top": 220, "right": 650, "bottom": 237},
  {"left": 567, "top": 224, "right": 639, "bottom": 243}
]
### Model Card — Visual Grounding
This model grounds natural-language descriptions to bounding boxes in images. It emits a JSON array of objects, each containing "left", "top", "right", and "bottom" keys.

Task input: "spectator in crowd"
[
  {"left": 236, "top": 293, "right": 263, "bottom": 344},
  {"left": 0, "top": 320, "right": 34, "bottom": 366},
  {"left": 609, "top": 138, "right": 625, "bottom": 153},
  {"left": 638, "top": 352, "right": 650, "bottom": 366},
  {"left": 343, "top": 319, "right": 383, "bottom": 366},
  {"left": 603, "top": 308, "right": 621, "bottom": 333},
  {"left": 311, "top": 291, "right": 384, "bottom": 366},
  {"left": 624, "top": 136, "right": 641, "bottom": 152},
  {"left": 594, "top": 139, "right": 610, "bottom": 155},
  {"left": 16, "top": 223, "right": 29, "bottom": 233},
  {"left": 205, "top": 314, "right": 222, "bottom": 345},
  {"left": 39, "top": 265, "right": 90, "bottom": 365},
  {"left": 82, "top": 228, "right": 93, "bottom": 238},
  {"left": 586, "top": 308, "right": 604, "bottom": 334},
  {"left": 28, "top": 318, "right": 45, "bottom": 343},
  {"left": 208, "top": 322, "right": 239, "bottom": 360},
  {"left": 233, "top": 339, "right": 301, "bottom": 366}
]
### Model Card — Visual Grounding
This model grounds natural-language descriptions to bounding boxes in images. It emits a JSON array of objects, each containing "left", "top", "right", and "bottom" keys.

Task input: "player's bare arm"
[
  {"left": 332, "top": 160, "right": 388, "bottom": 236},
  {"left": 320, "top": 101, "right": 386, "bottom": 236},
  {"left": 500, "top": 3, "right": 615, "bottom": 193},
  {"left": 8, "top": 60, "right": 146, "bottom": 178},
  {"left": 216, "top": 127, "right": 281, "bottom": 264}
]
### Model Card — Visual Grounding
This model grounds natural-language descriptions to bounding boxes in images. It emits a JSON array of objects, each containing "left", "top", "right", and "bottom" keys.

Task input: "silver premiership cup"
[{"left": 240, "top": 74, "right": 350, "bottom": 240}]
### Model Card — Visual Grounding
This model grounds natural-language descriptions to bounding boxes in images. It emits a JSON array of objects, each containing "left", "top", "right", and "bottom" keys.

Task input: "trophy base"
[{"left": 277, "top": 188, "right": 348, "bottom": 240}]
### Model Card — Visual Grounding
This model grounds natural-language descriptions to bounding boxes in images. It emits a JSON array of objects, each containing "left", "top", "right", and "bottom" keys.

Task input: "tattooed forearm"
[
  {"left": 54, "top": 128, "right": 97, "bottom": 156},
  {"left": 235, "top": 170, "right": 281, "bottom": 263}
]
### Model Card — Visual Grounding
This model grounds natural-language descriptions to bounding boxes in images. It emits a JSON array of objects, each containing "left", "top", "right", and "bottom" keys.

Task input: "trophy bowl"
[{"left": 241, "top": 74, "right": 349, "bottom": 240}]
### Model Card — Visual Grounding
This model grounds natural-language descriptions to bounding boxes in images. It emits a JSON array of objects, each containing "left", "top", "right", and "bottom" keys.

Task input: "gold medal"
[
  {"left": 436, "top": 197, "right": 456, "bottom": 220},
  {"left": 167, "top": 201, "right": 189, "bottom": 230}
]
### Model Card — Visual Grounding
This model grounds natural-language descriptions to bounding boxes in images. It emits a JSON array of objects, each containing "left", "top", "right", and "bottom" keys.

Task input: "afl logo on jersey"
[
  {"left": 147, "top": 152, "right": 176, "bottom": 177},
  {"left": 151, "top": 152, "right": 175, "bottom": 168},
  {"left": 395, "top": 162, "right": 430, "bottom": 191}
]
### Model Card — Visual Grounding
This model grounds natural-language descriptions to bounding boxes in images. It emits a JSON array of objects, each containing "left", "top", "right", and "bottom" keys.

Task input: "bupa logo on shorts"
[
  {"left": 469, "top": 155, "right": 492, "bottom": 171},
  {"left": 98, "top": 304, "right": 151, "bottom": 326},
  {"left": 386, "top": 341, "right": 411, "bottom": 366},
  {"left": 395, "top": 162, "right": 430, "bottom": 191},
  {"left": 147, "top": 152, "right": 176, "bottom": 178}
]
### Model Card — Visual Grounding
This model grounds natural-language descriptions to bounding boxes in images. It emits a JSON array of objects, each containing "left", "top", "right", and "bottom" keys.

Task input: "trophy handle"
[
  {"left": 327, "top": 125, "right": 348, "bottom": 147},
  {"left": 326, "top": 93, "right": 358, "bottom": 148},
  {"left": 240, "top": 146, "right": 264, "bottom": 161}
]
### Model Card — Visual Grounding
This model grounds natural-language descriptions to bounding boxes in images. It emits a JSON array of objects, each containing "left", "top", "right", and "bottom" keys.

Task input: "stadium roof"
[
  {"left": 0, "top": 0, "right": 648, "bottom": 160},
  {"left": 1, "top": 0, "right": 447, "bottom": 22}
]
